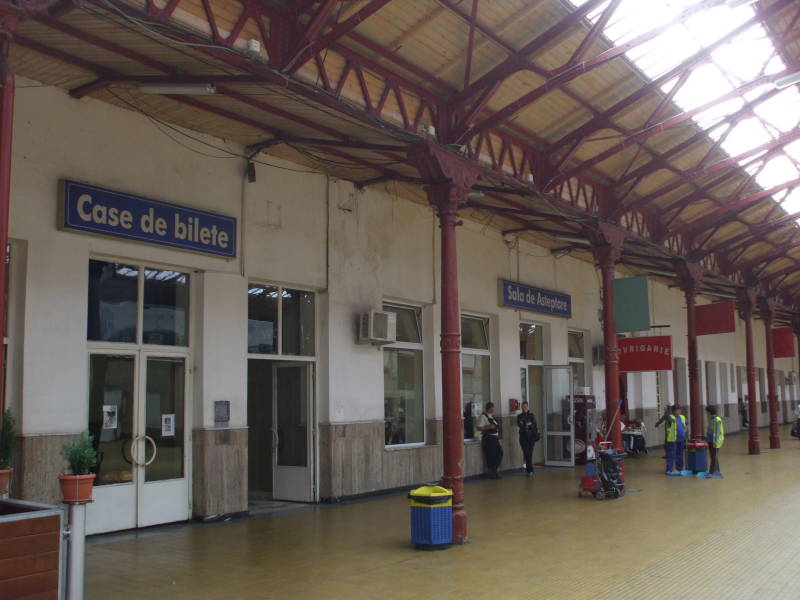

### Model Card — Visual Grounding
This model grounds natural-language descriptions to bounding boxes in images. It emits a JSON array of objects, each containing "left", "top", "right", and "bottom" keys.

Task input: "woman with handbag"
[{"left": 517, "top": 401, "right": 540, "bottom": 477}]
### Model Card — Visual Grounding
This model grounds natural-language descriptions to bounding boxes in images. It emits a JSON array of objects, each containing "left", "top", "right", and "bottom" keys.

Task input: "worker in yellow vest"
[
  {"left": 665, "top": 405, "right": 686, "bottom": 475},
  {"left": 705, "top": 405, "right": 725, "bottom": 479}
]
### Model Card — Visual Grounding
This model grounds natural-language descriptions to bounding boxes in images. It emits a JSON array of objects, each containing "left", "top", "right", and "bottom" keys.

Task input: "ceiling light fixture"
[
  {"left": 724, "top": 0, "right": 758, "bottom": 8},
  {"left": 138, "top": 83, "right": 217, "bottom": 95},
  {"left": 773, "top": 71, "right": 800, "bottom": 90},
  {"left": 554, "top": 235, "right": 591, "bottom": 245}
]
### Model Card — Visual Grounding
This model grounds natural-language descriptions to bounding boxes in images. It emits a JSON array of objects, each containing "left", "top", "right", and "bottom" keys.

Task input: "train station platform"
[{"left": 85, "top": 428, "right": 800, "bottom": 600}]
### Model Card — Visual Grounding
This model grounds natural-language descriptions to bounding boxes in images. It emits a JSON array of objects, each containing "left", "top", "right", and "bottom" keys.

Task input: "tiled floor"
[{"left": 86, "top": 427, "right": 800, "bottom": 599}]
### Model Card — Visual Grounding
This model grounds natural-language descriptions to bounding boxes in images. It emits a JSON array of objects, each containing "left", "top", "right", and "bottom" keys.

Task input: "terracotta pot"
[
  {"left": 0, "top": 468, "right": 10, "bottom": 495},
  {"left": 58, "top": 474, "right": 95, "bottom": 504}
]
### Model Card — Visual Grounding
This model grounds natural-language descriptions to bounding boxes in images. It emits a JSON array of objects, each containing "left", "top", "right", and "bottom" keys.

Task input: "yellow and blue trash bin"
[{"left": 408, "top": 485, "right": 452, "bottom": 550}]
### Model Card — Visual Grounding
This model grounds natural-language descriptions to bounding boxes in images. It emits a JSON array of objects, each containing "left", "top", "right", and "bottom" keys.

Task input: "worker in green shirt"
[{"left": 705, "top": 405, "right": 725, "bottom": 479}]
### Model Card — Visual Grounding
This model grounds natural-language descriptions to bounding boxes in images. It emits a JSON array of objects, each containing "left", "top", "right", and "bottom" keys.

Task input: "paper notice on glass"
[
  {"left": 161, "top": 414, "right": 175, "bottom": 437},
  {"left": 102, "top": 405, "right": 118, "bottom": 430}
]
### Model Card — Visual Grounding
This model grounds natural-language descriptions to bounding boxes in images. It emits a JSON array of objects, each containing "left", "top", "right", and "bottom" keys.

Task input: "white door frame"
[{"left": 271, "top": 361, "right": 315, "bottom": 502}]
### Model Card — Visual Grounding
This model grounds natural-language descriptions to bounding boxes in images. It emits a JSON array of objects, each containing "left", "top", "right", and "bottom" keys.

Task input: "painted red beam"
[
  {"left": 285, "top": 0, "right": 392, "bottom": 74},
  {"left": 547, "top": 0, "right": 792, "bottom": 165},
  {"left": 14, "top": 35, "right": 415, "bottom": 182},
  {"left": 613, "top": 86, "right": 781, "bottom": 191},
  {"left": 678, "top": 177, "right": 800, "bottom": 235},
  {"left": 462, "top": 0, "right": 733, "bottom": 139},
  {"left": 449, "top": 0, "right": 607, "bottom": 106},
  {"left": 561, "top": 68, "right": 796, "bottom": 185},
  {"left": 623, "top": 127, "right": 800, "bottom": 213},
  {"left": 736, "top": 238, "right": 800, "bottom": 272}
]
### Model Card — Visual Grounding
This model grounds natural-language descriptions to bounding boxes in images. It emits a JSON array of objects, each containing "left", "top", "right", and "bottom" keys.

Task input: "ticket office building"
[{"left": 7, "top": 82, "right": 798, "bottom": 534}]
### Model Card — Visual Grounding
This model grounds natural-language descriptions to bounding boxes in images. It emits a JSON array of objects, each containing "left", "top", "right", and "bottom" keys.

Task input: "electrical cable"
[{"left": 106, "top": 87, "right": 322, "bottom": 174}]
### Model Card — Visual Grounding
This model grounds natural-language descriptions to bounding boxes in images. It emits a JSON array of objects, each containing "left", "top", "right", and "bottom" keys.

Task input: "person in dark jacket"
[
  {"left": 517, "top": 401, "right": 539, "bottom": 477},
  {"left": 476, "top": 402, "right": 503, "bottom": 479}
]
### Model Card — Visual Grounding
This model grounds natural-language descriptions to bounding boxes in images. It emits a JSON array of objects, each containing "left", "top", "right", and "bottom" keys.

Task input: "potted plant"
[
  {"left": 59, "top": 431, "right": 98, "bottom": 503},
  {"left": 0, "top": 409, "right": 15, "bottom": 495}
]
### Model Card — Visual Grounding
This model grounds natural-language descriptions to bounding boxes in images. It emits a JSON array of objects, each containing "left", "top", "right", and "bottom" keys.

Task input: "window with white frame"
[
  {"left": 87, "top": 259, "right": 189, "bottom": 346},
  {"left": 247, "top": 284, "right": 315, "bottom": 356},
  {"left": 568, "top": 330, "right": 588, "bottom": 392},
  {"left": 383, "top": 304, "right": 424, "bottom": 446},
  {"left": 461, "top": 315, "right": 490, "bottom": 440}
]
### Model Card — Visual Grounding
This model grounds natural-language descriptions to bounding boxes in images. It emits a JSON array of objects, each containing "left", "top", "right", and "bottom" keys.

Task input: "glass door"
[
  {"left": 87, "top": 353, "right": 137, "bottom": 534},
  {"left": 137, "top": 355, "right": 189, "bottom": 528},
  {"left": 272, "top": 362, "right": 314, "bottom": 502},
  {"left": 544, "top": 365, "right": 574, "bottom": 467}
]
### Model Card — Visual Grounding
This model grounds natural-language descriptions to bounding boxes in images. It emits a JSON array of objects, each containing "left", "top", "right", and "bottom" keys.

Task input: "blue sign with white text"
[
  {"left": 500, "top": 279, "right": 572, "bottom": 318},
  {"left": 61, "top": 180, "right": 237, "bottom": 258}
]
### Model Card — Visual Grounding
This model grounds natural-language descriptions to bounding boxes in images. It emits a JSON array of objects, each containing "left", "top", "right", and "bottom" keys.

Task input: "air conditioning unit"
[{"left": 358, "top": 310, "right": 397, "bottom": 345}]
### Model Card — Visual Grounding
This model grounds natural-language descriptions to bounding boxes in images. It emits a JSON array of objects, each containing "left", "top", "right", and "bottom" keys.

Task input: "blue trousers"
[{"left": 666, "top": 440, "right": 686, "bottom": 472}]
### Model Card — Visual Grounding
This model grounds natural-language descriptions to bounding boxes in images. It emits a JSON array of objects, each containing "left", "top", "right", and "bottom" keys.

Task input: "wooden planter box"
[{"left": 0, "top": 499, "right": 64, "bottom": 599}]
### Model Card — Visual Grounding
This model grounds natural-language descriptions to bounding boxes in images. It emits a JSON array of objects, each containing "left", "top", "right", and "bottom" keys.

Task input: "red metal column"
[
  {"left": 410, "top": 142, "right": 479, "bottom": 544},
  {"left": 589, "top": 224, "right": 626, "bottom": 450},
  {"left": 0, "top": 12, "right": 17, "bottom": 417},
  {"left": 737, "top": 290, "right": 760, "bottom": 454},
  {"left": 759, "top": 299, "right": 781, "bottom": 449},
  {"left": 677, "top": 263, "right": 704, "bottom": 440}
]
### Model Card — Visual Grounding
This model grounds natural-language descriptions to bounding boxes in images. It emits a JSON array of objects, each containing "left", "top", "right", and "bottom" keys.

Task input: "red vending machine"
[{"left": 574, "top": 395, "right": 596, "bottom": 464}]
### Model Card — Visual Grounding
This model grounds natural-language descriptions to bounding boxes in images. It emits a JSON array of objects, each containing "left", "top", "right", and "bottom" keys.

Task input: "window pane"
[
  {"left": 282, "top": 289, "right": 315, "bottom": 356},
  {"left": 384, "top": 348, "right": 424, "bottom": 445},
  {"left": 88, "top": 355, "right": 134, "bottom": 486},
  {"left": 248, "top": 284, "right": 279, "bottom": 354},
  {"left": 461, "top": 316, "right": 489, "bottom": 350},
  {"left": 144, "top": 357, "right": 185, "bottom": 482},
  {"left": 143, "top": 268, "right": 189, "bottom": 346},
  {"left": 384, "top": 305, "right": 421, "bottom": 344},
  {"left": 519, "top": 323, "right": 543, "bottom": 361},
  {"left": 568, "top": 331, "right": 585, "bottom": 359},
  {"left": 571, "top": 363, "right": 586, "bottom": 389},
  {"left": 87, "top": 260, "right": 138, "bottom": 343},
  {"left": 276, "top": 365, "right": 308, "bottom": 467},
  {"left": 463, "top": 354, "right": 490, "bottom": 439}
]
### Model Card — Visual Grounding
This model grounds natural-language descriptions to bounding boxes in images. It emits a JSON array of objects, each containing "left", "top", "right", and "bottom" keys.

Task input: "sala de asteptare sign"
[{"left": 500, "top": 279, "right": 572, "bottom": 318}]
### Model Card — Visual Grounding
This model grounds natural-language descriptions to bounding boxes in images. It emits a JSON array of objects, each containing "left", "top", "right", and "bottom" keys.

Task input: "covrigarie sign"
[
  {"left": 60, "top": 180, "right": 237, "bottom": 258},
  {"left": 499, "top": 279, "right": 572, "bottom": 318}
]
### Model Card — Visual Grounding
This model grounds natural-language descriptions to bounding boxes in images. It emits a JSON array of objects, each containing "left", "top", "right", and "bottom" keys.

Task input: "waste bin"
[
  {"left": 408, "top": 485, "right": 452, "bottom": 550},
  {"left": 687, "top": 440, "right": 708, "bottom": 474}
]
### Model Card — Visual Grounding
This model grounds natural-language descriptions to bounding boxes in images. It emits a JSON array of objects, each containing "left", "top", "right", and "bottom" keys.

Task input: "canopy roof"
[{"left": 6, "top": 0, "right": 800, "bottom": 316}]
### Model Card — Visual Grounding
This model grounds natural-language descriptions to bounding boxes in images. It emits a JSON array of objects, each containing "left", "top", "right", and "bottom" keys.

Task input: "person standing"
[
  {"left": 705, "top": 405, "right": 725, "bottom": 479},
  {"left": 665, "top": 405, "right": 687, "bottom": 475},
  {"left": 516, "top": 401, "right": 539, "bottom": 477},
  {"left": 476, "top": 402, "right": 503, "bottom": 479}
]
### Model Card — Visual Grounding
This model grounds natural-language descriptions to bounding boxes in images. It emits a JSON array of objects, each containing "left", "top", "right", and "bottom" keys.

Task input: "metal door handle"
[
  {"left": 143, "top": 435, "right": 158, "bottom": 466},
  {"left": 129, "top": 437, "right": 140, "bottom": 467},
  {"left": 271, "top": 429, "right": 279, "bottom": 450}
]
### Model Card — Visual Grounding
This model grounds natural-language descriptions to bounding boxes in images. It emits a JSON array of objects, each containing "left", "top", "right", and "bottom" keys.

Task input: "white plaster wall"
[{"left": 9, "top": 81, "right": 326, "bottom": 434}]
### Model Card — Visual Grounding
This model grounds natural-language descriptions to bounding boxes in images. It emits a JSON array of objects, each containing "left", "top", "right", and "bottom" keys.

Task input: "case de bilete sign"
[
  {"left": 60, "top": 180, "right": 237, "bottom": 258},
  {"left": 499, "top": 279, "right": 572, "bottom": 318},
  {"left": 619, "top": 336, "right": 673, "bottom": 372}
]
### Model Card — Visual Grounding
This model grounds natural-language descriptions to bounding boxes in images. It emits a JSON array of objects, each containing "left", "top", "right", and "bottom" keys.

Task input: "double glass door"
[{"left": 86, "top": 351, "right": 189, "bottom": 534}]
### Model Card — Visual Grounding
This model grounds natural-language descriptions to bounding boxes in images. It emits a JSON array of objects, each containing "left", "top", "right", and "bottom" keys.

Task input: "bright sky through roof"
[{"left": 567, "top": 0, "right": 800, "bottom": 218}]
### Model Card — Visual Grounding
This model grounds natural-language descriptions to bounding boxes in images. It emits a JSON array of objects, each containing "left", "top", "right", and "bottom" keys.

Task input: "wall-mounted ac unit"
[
  {"left": 592, "top": 345, "right": 605, "bottom": 365},
  {"left": 358, "top": 310, "right": 397, "bottom": 345}
]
